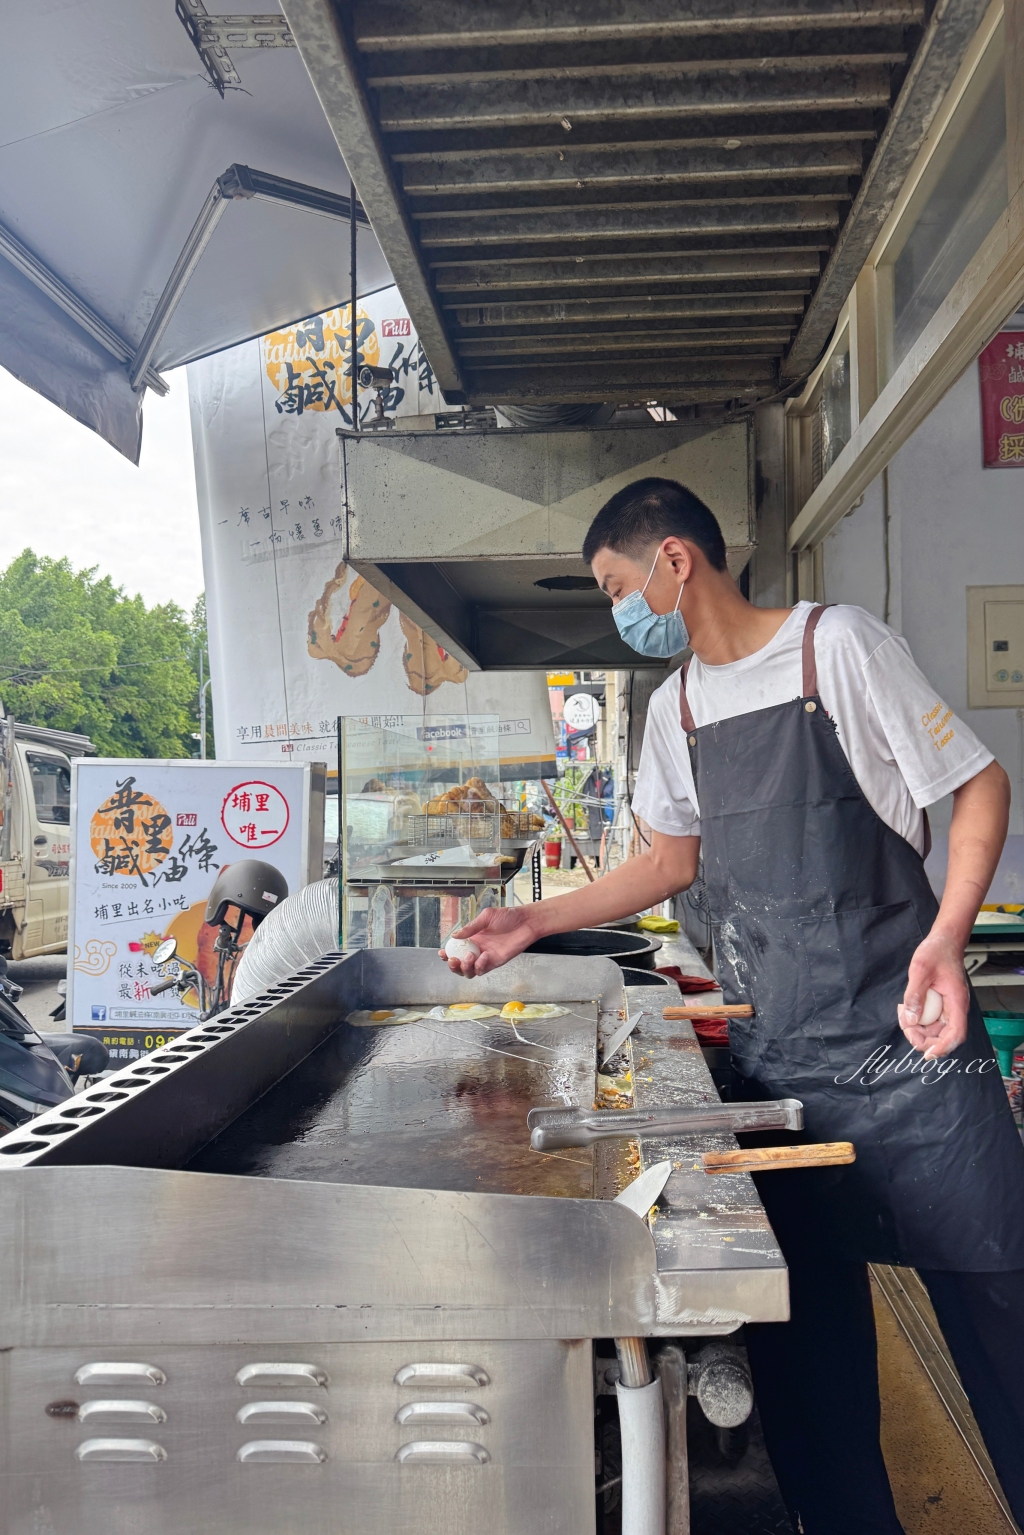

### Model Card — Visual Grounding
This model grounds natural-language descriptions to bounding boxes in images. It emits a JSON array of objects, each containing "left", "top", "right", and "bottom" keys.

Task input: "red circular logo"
[{"left": 221, "top": 781, "right": 290, "bottom": 849}]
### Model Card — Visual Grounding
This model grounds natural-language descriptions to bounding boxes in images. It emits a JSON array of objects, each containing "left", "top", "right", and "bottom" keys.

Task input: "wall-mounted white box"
[{"left": 967, "top": 586, "right": 1024, "bottom": 707}]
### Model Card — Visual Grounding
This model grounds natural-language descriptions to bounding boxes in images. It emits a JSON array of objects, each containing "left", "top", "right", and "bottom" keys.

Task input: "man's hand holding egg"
[
  {"left": 898, "top": 930, "right": 971, "bottom": 1059},
  {"left": 439, "top": 906, "right": 540, "bottom": 977}
]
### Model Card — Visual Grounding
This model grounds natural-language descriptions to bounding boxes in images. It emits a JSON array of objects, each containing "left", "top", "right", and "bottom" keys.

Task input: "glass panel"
[
  {"left": 890, "top": 52, "right": 1006, "bottom": 370},
  {"left": 27, "top": 753, "right": 71, "bottom": 824},
  {"left": 819, "top": 335, "right": 851, "bottom": 480},
  {"left": 340, "top": 714, "right": 508, "bottom": 949}
]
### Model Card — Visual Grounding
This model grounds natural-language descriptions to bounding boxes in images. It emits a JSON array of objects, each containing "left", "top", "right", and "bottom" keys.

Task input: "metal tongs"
[{"left": 528, "top": 1098, "right": 804, "bottom": 1151}]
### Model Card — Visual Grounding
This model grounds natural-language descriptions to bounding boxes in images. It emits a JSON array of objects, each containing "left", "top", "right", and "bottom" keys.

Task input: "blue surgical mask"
[{"left": 612, "top": 549, "right": 688, "bottom": 658}]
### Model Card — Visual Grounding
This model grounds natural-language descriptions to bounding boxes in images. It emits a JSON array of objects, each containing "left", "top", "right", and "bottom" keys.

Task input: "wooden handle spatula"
[
  {"left": 663, "top": 1004, "right": 754, "bottom": 1019},
  {"left": 701, "top": 1142, "right": 855, "bottom": 1174}
]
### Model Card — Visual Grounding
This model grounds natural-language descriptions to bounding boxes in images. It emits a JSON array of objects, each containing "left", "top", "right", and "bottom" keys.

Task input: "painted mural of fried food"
[
  {"left": 399, "top": 611, "right": 469, "bottom": 695},
  {"left": 307, "top": 564, "right": 391, "bottom": 676}
]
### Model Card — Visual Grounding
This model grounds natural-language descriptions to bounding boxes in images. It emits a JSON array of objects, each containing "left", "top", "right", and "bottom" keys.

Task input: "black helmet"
[{"left": 205, "top": 860, "right": 289, "bottom": 928}]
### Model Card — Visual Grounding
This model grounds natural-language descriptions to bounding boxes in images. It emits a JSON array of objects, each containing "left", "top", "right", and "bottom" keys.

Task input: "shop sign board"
[
  {"left": 188, "top": 286, "right": 556, "bottom": 780},
  {"left": 979, "top": 331, "right": 1024, "bottom": 467},
  {"left": 68, "top": 759, "right": 324, "bottom": 1058},
  {"left": 563, "top": 693, "right": 601, "bottom": 731}
]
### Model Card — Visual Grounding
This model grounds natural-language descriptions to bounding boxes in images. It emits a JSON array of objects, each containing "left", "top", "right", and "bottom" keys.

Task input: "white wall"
[{"left": 824, "top": 363, "right": 1024, "bottom": 850}]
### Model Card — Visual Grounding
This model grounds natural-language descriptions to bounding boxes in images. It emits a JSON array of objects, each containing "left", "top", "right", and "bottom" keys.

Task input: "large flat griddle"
[
  {"left": 0, "top": 938, "right": 790, "bottom": 1431},
  {"left": 189, "top": 1004, "right": 599, "bottom": 1198}
]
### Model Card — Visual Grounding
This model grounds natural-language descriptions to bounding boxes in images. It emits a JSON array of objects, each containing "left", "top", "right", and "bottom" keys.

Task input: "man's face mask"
[{"left": 611, "top": 547, "right": 688, "bottom": 658}]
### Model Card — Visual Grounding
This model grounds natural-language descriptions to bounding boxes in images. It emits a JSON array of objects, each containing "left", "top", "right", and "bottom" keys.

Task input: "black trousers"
[{"left": 745, "top": 1245, "right": 1024, "bottom": 1535}]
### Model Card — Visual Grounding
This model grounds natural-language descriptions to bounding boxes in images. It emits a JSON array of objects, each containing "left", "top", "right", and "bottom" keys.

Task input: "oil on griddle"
[{"left": 188, "top": 1005, "right": 599, "bottom": 1198}]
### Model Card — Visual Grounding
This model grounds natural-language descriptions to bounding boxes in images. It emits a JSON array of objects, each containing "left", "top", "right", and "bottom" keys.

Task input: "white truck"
[{"left": 0, "top": 716, "right": 93, "bottom": 959}]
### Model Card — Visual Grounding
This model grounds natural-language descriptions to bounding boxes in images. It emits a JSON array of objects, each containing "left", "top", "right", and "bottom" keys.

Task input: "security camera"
[{"left": 358, "top": 364, "right": 395, "bottom": 388}]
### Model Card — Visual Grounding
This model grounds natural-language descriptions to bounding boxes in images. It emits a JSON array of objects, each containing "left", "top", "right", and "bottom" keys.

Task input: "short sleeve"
[
  {"left": 862, "top": 635, "right": 993, "bottom": 807},
  {"left": 630, "top": 676, "right": 702, "bottom": 837}
]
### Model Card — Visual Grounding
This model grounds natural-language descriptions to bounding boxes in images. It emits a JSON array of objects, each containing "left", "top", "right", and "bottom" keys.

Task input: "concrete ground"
[
  {"left": 509, "top": 864, "right": 593, "bottom": 902},
  {"left": 8, "top": 954, "right": 67, "bottom": 1032}
]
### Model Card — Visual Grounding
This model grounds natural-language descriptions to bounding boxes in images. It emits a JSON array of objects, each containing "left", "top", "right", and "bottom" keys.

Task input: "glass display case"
[{"left": 339, "top": 714, "right": 545, "bottom": 949}]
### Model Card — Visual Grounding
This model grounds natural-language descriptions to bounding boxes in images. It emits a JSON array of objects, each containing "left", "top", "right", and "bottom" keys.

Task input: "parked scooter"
[
  {"left": 0, "top": 957, "right": 108, "bottom": 1135},
  {"left": 151, "top": 860, "right": 288, "bottom": 1019}
]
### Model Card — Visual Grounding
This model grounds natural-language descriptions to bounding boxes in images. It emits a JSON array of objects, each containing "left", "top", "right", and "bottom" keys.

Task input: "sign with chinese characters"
[
  {"left": 562, "top": 692, "right": 601, "bottom": 732},
  {"left": 979, "top": 330, "right": 1024, "bottom": 468},
  {"left": 187, "top": 286, "right": 556, "bottom": 781},
  {"left": 68, "top": 760, "right": 321, "bottom": 1057},
  {"left": 220, "top": 780, "right": 290, "bottom": 848}
]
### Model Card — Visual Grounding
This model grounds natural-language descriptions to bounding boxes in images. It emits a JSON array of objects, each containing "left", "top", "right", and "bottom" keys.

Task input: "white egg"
[
  {"left": 445, "top": 936, "right": 480, "bottom": 962},
  {"left": 921, "top": 987, "right": 944, "bottom": 1026}
]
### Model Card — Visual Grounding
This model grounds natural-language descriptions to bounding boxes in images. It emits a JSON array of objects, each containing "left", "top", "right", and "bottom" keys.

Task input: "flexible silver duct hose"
[
  {"left": 499, "top": 403, "right": 615, "bottom": 428},
  {"left": 231, "top": 878, "right": 339, "bottom": 1006}
]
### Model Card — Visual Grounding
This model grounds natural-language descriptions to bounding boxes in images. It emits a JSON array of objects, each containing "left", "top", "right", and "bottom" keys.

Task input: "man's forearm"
[
  {"left": 525, "top": 837, "right": 700, "bottom": 939},
  {"left": 933, "top": 760, "right": 1010, "bottom": 949}
]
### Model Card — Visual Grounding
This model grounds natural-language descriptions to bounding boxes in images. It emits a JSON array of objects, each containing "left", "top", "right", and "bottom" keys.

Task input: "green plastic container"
[{"left": 982, "top": 1013, "right": 1024, "bottom": 1077}]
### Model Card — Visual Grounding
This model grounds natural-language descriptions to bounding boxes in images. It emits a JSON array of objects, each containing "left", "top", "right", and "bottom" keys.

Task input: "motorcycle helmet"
[{"left": 205, "top": 860, "right": 289, "bottom": 928}]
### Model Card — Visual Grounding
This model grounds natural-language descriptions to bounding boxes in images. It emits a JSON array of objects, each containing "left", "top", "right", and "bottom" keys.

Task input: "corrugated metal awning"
[{"left": 281, "top": 0, "right": 991, "bottom": 410}]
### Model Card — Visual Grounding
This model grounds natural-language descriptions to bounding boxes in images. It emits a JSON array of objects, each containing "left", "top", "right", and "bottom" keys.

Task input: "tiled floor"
[{"left": 874, "top": 1275, "right": 1016, "bottom": 1534}]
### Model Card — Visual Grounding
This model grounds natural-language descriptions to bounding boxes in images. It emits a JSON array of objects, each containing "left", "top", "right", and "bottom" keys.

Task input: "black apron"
[{"left": 680, "top": 605, "right": 1024, "bottom": 1270}]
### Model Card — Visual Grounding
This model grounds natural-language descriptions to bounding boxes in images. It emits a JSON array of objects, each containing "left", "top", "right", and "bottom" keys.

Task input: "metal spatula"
[{"left": 613, "top": 1159, "right": 673, "bottom": 1218}]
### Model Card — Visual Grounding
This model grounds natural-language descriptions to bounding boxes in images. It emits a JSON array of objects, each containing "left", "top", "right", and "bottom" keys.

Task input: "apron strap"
[
  {"left": 679, "top": 660, "right": 696, "bottom": 733},
  {"left": 682, "top": 603, "right": 828, "bottom": 728},
  {"left": 802, "top": 604, "right": 827, "bottom": 697}
]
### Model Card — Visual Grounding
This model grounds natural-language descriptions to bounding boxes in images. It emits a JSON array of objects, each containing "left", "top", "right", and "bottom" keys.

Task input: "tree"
[
  {"left": 187, "top": 592, "right": 215, "bottom": 758},
  {"left": 0, "top": 550, "right": 201, "bottom": 757}
]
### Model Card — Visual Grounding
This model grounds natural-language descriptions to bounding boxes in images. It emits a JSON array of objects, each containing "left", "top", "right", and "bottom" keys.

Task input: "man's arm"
[
  {"left": 899, "top": 759, "right": 1010, "bottom": 1058},
  {"left": 442, "top": 831, "right": 700, "bottom": 976}
]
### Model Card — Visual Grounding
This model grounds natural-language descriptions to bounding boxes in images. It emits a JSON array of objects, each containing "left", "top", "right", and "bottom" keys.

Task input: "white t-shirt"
[{"left": 631, "top": 602, "right": 992, "bottom": 857}]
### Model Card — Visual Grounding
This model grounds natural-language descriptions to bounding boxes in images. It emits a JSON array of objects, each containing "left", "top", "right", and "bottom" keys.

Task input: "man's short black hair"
[{"left": 582, "top": 476, "right": 728, "bottom": 571}]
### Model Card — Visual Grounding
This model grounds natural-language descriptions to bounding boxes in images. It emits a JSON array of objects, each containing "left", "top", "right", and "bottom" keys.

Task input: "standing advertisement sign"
[
  {"left": 979, "top": 329, "right": 1024, "bottom": 467},
  {"left": 68, "top": 760, "right": 324, "bottom": 1058},
  {"left": 188, "top": 285, "right": 556, "bottom": 780}
]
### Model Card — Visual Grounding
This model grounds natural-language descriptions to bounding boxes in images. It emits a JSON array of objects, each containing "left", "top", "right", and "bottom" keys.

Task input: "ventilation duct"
[
  {"left": 232, "top": 878, "right": 339, "bottom": 1005},
  {"left": 498, "top": 404, "right": 615, "bottom": 429}
]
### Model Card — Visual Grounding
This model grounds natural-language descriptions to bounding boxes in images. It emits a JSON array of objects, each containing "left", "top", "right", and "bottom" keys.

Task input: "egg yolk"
[
  {"left": 369, "top": 1010, "right": 394, "bottom": 1021},
  {"left": 502, "top": 1000, "right": 526, "bottom": 1014},
  {"left": 449, "top": 1003, "right": 477, "bottom": 1013}
]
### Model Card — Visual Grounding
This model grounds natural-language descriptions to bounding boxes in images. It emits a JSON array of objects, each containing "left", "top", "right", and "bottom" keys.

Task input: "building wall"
[{"left": 823, "top": 362, "right": 1024, "bottom": 853}]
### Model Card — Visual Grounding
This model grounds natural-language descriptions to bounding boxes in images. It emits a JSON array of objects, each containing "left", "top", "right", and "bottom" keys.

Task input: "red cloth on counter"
[
  {"left": 691, "top": 1018, "right": 731, "bottom": 1047},
  {"left": 655, "top": 967, "right": 729, "bottom": 1046},
  {"left": 655, "top": 966, "right": 719, "bottom": 993}
]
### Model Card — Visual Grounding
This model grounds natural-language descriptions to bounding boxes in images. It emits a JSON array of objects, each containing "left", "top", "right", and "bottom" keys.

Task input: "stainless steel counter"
[{"left": 0, "top": 948, "right": 786, "bottom": 1535}]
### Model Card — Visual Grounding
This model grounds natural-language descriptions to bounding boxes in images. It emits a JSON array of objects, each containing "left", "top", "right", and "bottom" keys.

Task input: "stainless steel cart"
[{"left": 0, "top": 950, "right": 786, "bottom": 1535}]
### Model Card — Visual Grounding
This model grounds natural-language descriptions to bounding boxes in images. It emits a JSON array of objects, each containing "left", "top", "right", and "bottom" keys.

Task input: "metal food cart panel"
[{"left": 1, "top": 1335, "right": 594, "bottom": 1535}]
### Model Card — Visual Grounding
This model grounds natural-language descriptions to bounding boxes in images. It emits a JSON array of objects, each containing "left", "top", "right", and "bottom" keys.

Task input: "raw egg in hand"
[{"left": 445, "top": 936, "right": 481, "bottom": 963}]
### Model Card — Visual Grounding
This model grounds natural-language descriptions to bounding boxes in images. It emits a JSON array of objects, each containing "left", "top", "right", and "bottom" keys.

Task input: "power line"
[{"left": 0, "top": 657, "right": 192, "bottom": 681}]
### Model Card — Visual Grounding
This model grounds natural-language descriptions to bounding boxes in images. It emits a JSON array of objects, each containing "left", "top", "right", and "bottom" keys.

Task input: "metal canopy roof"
[
  {"left": 281, "top": 0, "right": 990, "bottom": 410},
  {"left": 0, "top": 1, "right": 390, "bottom": 460}
]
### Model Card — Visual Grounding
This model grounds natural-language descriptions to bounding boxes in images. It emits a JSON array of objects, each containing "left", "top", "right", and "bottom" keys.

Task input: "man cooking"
[{"left": 443, "top": 476, "right": 1024, "bottom": 1534}]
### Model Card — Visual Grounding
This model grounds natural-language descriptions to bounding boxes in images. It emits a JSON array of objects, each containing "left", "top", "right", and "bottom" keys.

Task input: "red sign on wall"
[{"left": 979, "top": 332, "right": 1024, "bottom": 468}]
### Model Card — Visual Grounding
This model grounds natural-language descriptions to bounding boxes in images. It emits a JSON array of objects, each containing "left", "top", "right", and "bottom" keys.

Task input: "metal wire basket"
[
  {"left": 404, "top": 811, "right": 499, "bottom": 848},
  {"left": 403, "top": 808, "right": 544, "bottom": 847}
]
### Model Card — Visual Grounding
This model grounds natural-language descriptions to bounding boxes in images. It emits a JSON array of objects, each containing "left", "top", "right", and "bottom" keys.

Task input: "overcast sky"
[{"left": 0, "top": 366, "right": 203, "bottom": 613}]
